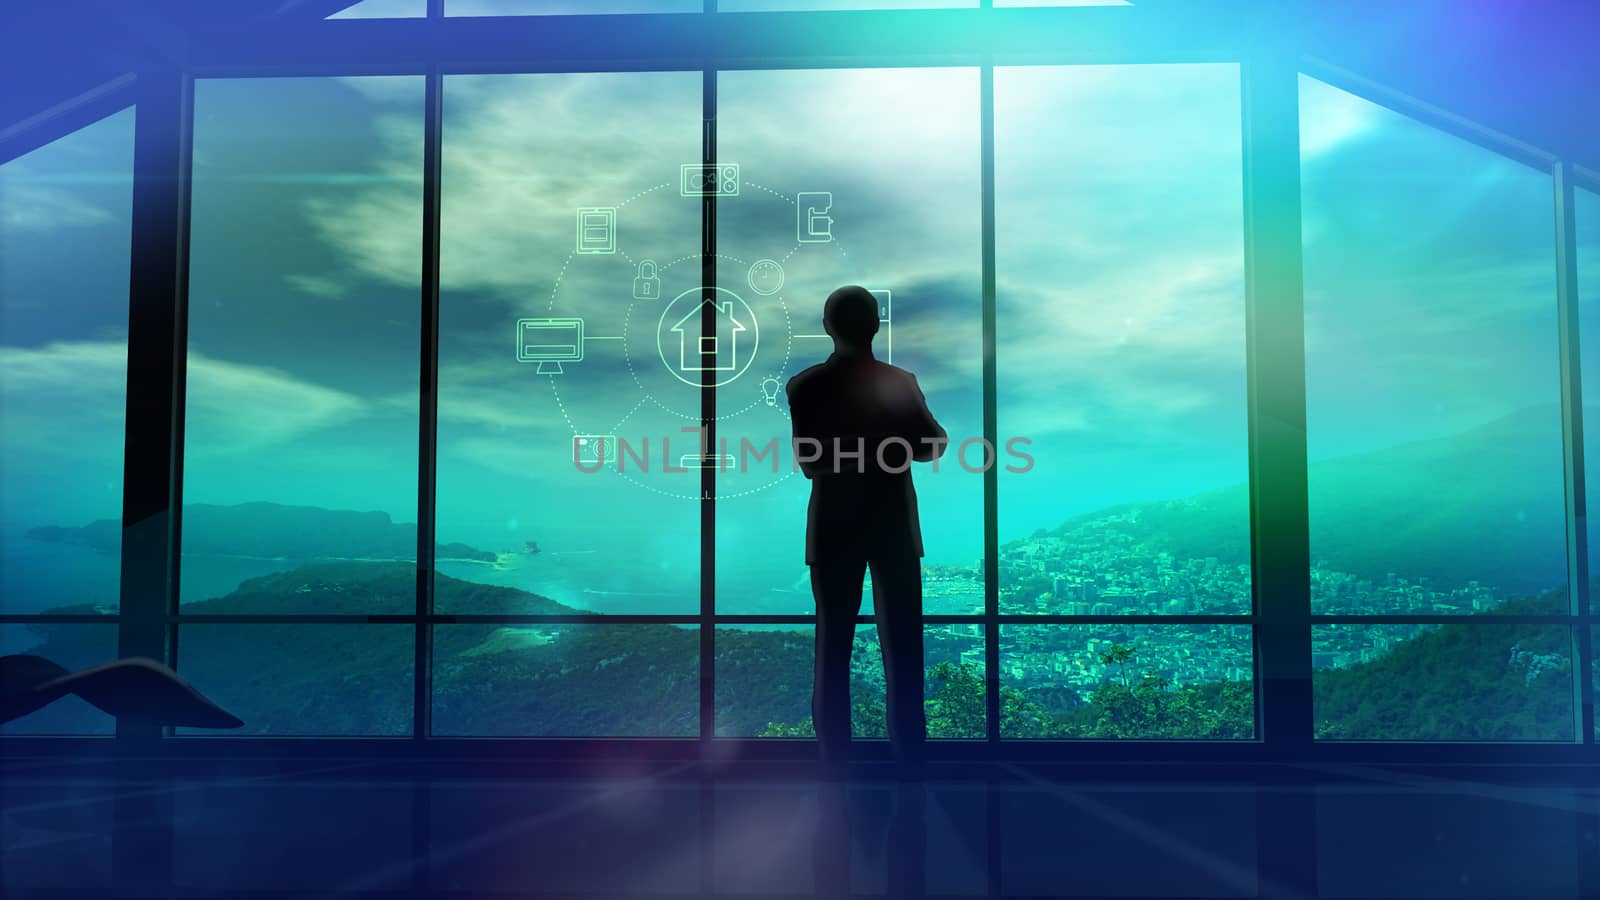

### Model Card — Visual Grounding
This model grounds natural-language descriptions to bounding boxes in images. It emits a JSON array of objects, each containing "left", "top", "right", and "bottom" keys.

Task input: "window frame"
[{"left": 3, "top": 1, "right": 1597, "bottom": 762}]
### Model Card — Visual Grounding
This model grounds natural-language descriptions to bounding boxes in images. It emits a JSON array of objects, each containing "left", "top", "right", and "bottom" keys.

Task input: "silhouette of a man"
[{"left": 786, "top": 285, "right": 947, "bottom": 765}]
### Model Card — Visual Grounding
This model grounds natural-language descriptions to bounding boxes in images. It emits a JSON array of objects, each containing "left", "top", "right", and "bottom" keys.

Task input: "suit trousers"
[{"left": 810, "top": 550, "right": 926, "bottom": 762}]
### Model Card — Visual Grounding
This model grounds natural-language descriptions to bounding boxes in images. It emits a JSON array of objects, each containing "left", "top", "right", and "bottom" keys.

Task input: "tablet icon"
[{"left": 575, "top": 207, "right": 616, "bottom": 254}]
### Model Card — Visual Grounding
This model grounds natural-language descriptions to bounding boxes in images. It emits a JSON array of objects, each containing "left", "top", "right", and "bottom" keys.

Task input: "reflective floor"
[{"left": 3, "top": 758, "right": 1598, "bottom": 898}]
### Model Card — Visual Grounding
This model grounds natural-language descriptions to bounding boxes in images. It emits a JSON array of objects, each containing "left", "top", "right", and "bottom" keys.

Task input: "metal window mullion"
[
  {"left": 1241, "top": 57, "right": 1312, "bottom": 752},
  {"left": 415, "top": 65, "right": 443, "bottom": 742},
  {"left": 1554, "top": 160, "right": 1594, "bottom": 745},
  {"left": 700, "top": 67, "right": 718, "bottom": 745},
  {"left": 119, "top": 67, "right": 193, "bottom": 744},
  {"left": 980, "top": 63, "right": 1000, "bottom": 745},
  {"left": 699, "top": 47, "right": 718, "bottom": 900},
  {"left": 113, "top": 64, "right": 192, "bottom": 891}
]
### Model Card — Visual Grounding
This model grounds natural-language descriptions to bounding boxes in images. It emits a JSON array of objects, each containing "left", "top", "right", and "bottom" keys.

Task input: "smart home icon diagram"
[
  {"left": 657, "top": 286, "right": 760, "bottom": 388},
  {"left": 521, "top": 166, "right": 887, "bottom": 502}
]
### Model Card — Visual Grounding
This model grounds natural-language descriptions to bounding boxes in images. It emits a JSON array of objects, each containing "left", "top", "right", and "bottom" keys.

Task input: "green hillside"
[
  {"left": 1312, "top": 589, "right": 1577, "bottom": 741},
  {"left": 1042, "top": 405, "right": 1569, "bottom": 607},
  {"left": 8, "top": 405, "right": 1587, "bottom": 740}
]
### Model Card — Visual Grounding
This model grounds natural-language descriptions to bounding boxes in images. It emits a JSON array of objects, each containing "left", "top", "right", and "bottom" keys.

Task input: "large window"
[
  {"left": 179, "top": 76, "right": 426, "bottom": 734},
  {"left": 7, "top": 5, "right": 1597, "bottom": 755},
  {"left": 0, "top": 109, "right": 133, "bottom": 734},
  {"left": 433, "top": 72, "right": 703, "bottom": 736},
  {"left": 994, "top": 65, "right": 1254, "bottom": 738},
  {"left": 711, "top": 66, "right": 984, "bottom": 736},
  {"left": 1301, "top": 75, "right": 1573, "bottom": 740}
]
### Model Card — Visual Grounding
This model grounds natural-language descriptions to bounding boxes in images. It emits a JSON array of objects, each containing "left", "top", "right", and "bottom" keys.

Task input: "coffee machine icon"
[{"left": 797, "top": 191, "right": 833, "bottom": 243}]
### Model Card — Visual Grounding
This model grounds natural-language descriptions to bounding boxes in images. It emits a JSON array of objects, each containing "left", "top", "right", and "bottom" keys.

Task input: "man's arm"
[
  {"left": 786, "top": 378, "right": 823, "bottom": 479},
  {"left": 903, "top": 373, "right": 947, "bottom": 462}
]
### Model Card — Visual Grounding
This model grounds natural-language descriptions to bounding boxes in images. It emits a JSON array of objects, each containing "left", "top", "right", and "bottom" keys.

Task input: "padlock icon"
[{"left": 633, "top": 260, "right": 660, "bottom": 300}]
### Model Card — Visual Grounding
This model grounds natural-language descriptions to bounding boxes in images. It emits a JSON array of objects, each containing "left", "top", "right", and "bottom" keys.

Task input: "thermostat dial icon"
[{"left": 747, "top": 259, "right": 784, "bottom": 296}]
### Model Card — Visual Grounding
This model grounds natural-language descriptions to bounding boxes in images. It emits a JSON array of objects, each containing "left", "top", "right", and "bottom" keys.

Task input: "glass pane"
[
  {"left": 923, "top": 623, "right": 986, "bottom": 739},
  {"left": 1314, "top": 624, "right": 1574, "bottom": 741},
  {"left": 999, "top": 625, "right": 1255, "bottom": 739},
  {"left": 175, "top": 625, "right": 414, "bottom": 735},
  {"left": 449, "top": 0, "right": 699, "bottom": 13},
  {"left": 1577, "top": 187, "right": 1600, "bottom": 614},
  {"left": 0, "top": 624, "right": 119, "bottom": 735},
  {"left": 1593, "top": 628, "right": 1600, "bottom": 741},
  {"left": 717, "top": 624, "right": 887, "bottom": 737},
  {"left": 714, "top": 67, "right": 983, "bottom": 616},
  {"left": 718, "top": 624, "right": 985, "bottom": 738},
  {"left": 995, "top": 65, "right": 1249, "bottom": 616},
  {"left": 0, "top": 110, "right": 133, "bottom": 616},
  {"left": 435, "top": 72, "right": 701, "bottom": 615},
  {"left": 720, "top": 0, "right": 972, "bottom": 8},
  {"left": 1300, "top": 75, "right": 1564, "bottom": 616},
  {"left": 328, "top": 0, "right": 426, "bottom": 17},
  {"left": 432, "top": 624, "right": 699, "bottom": 736},
  {"left": 184, "top": 77, "right": 424, "bottom": 614}
]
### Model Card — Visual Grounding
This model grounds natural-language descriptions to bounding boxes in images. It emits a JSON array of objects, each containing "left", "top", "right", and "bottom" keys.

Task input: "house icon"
[{"left": 669, "top": 298, "right": 748, "bottom": 372}]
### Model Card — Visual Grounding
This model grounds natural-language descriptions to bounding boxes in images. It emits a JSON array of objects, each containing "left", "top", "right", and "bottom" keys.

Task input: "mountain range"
[
  {"left": 27, "top": 501, "right": 496, "bottom": 563},
  {"left": 1044, "top": 404, "right": 1570, "bottom": 600},
  {"left": 6, "top": 406, "right": 1583, "bottom": 739}
]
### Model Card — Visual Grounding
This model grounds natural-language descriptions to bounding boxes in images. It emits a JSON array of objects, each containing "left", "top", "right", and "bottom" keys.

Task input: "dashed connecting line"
[
  {"left": 616, "top": 182, "right": 672, "bottom": 209},
  {"left": 608, "top": 396, "right": 646, "bottom": 435},
  {"left": 744, "top": 182, "right": 794, "bottom": 205},
  {"left": 547, "top": 253, "right": 573, "bottom": 305}
]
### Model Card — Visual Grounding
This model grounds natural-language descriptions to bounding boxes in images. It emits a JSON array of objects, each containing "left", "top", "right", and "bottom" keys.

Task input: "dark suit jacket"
[{"left": 786, "top": 351, "right": 948, "bottom": 565}]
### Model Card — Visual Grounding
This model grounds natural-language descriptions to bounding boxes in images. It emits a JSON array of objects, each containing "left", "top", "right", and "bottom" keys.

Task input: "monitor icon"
[
  {"left": 575, "top": 207, "right": 616, "bottom": 254},
  {"left": 516, "top": 317, "right": 585, "bottom": 375}
]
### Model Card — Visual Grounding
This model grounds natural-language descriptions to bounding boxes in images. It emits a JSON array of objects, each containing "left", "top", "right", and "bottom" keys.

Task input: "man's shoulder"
[
  {"left": 785, "top": 362, "right": 831, "bottom": 397},
  {"left": 869, "top": 360, "right": 920, "bottom": 388}
]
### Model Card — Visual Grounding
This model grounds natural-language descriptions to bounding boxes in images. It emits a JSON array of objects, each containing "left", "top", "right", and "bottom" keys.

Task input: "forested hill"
[
  {"left": 1311, "top": 589, "right": 1578, "bottom": 741},
  {"left": 13, "top": 562, "right": 817, "bottom": 737},
  {"left": 12, "top": 559, "right": 1579, "bottom": 741},
  {"left": 1039, "top": 405, "right": 1568, "bottom": 600},
  {"left": 26, "top": 502, "right": 495, "bottom": 563}
]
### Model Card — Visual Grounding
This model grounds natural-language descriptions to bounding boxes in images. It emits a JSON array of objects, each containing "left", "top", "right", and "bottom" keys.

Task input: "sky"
[{"left": 1, "top": 54, "right": 1595, "bottom": 618}]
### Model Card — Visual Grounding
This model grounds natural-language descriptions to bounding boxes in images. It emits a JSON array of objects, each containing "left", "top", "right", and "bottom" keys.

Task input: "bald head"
[{"left": 822, "top": 285, "right": 880, "bottom": 347}]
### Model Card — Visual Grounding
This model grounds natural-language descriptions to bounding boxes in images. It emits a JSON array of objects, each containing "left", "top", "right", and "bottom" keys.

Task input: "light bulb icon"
[{"left": 760, "top": 376, "right": 781, "bottom": 407}]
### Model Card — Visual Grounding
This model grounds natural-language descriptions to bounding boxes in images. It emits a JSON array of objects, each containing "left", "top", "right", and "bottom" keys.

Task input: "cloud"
[
  {"left": 0, "top": 341, "right": 128, "bottom": 457},
  {"left": 184, "top": 353, "right": 370, "bottom": 451},
  {"left": 0, "top": 341, "right": 382, "bottom": 456},
  {"left": 282, "top": 273, "right": 349, "bottom": 299},
  {"left": 0, "top": 182, "right": 120, "bottom": 232},
  {"left": 295, "top": 65, "right": 1257, "bottom": 511}
]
